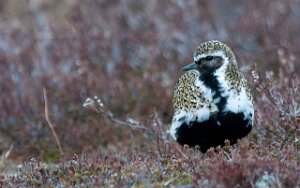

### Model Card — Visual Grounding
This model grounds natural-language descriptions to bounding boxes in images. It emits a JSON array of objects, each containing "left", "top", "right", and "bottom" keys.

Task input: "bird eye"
[{"left": 205, "top": 56, "right": 213, "bottom": 61}]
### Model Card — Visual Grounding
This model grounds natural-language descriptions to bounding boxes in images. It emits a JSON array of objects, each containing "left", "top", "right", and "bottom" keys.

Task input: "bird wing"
[{"left": 173, "top": 70, "right": 209, "bottom": 113}]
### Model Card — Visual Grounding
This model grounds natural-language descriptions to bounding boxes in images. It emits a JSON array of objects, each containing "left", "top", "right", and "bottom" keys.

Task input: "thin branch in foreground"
[
  {"left": 0, "top": 145, "right": 13, "bottom": 172},
  {"left": 83, "top": 96, "right": 152, "bottom": 135},
  {"left": 43, "top": 88, "right": 63, "bottom": 155}
]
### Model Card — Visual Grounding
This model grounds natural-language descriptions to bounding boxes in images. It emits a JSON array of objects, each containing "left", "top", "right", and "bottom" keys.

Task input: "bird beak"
[{"left": 181, "top": 63, "right": 197, "bottom": 72}]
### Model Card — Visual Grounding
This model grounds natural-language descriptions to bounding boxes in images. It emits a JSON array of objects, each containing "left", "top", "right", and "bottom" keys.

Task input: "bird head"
[{"left": 181, "top": 40, "right": 237, "bottom": 74}]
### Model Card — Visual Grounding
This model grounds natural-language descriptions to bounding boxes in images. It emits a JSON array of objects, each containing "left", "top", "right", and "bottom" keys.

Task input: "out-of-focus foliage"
[{"left": 0, "top": 0, "right": 299, "bottom": 187}]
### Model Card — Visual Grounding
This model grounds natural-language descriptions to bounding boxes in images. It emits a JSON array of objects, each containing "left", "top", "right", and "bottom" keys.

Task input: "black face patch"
[
  {"left": 205, "top": 56, "right": 214, "bottom": 61},
  {"left": 198, "top": 56, "right": 223, "bottom": 70}
]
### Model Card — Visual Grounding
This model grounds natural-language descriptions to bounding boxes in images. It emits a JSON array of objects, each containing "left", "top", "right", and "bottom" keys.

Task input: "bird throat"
[{"left": 199, "top": 70, "right": 227, "bottom": 111}]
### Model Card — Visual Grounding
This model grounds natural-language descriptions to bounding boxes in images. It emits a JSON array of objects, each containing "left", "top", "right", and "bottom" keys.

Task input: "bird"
[{"left": 170, "top": 40, "right": 254, "bottom": 152}]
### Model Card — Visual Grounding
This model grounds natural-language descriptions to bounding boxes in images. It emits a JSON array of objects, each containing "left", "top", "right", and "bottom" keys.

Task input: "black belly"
[{"left": 175, "top": 112, "right": 252, "bottom": 152}]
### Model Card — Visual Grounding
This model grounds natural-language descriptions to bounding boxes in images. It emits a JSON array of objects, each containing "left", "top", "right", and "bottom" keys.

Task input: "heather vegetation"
[{"left": 0, "top": 0, "right": 299, "bottom": 187}]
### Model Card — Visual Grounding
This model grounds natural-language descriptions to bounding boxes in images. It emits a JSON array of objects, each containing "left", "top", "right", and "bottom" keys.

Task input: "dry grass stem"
[{"left": 43, "top": 88, "right": 63, "bottom": 155}]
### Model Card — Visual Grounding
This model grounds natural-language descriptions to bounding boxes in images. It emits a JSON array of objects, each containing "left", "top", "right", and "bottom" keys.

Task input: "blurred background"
[{"left": 1, "top": 0, "right": 300, "bottom": 161}]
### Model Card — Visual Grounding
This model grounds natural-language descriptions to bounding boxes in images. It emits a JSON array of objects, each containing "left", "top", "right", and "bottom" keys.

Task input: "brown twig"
[
  {"left": 104, "top": 111, "right": 150, "bottom": 131},
  {"left": 83, "top": 96, "right": 152, "bottom": 134},
  {"left": 43, "top": 88, "right": 63, "bottom": 155}
]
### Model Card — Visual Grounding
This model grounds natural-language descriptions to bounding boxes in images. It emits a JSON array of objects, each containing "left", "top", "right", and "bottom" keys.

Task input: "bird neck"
[
  {"left": 199, "top": 70, "right": 219, "bottom": 92},
  {"left": 199, "top": 69, "right": 227, "bottom": 111}
]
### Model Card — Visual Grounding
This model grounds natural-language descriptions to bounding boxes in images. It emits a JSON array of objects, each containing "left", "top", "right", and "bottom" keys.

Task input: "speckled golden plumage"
[
  {"left": 174, "top": 70, "right": 202, "bottom": 111},
  {"left": 170, "top": 40, "right": 254, "bottom": 152},
  {"left": 173, "top": 40, "right": 252, "bottom": 113}
]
